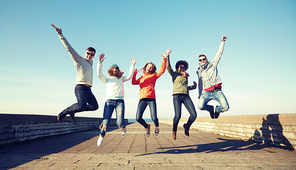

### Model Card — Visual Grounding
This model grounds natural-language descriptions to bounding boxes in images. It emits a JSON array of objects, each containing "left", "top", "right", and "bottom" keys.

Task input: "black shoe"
[
  {"left": 57, "top": 109, "right": 67, "bottom": 121},
  {"left": 214, "top": 111, "right": 220, "bottom": 119},
  {"left": 209, "top": 106, "right": 215, "bottom": 119},
  {"left": 69, "top": 113, "right": 77, "bottom": 124},
  {"left": 183, "top": 123, "right": 189, "bottom": 137},
  {"left": 214, "top": 106, "right": 220, "bottom": 119}
]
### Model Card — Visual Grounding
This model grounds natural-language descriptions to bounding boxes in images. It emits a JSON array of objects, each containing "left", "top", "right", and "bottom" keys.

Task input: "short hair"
[
  {"left": 198, "top": 54, "right": 206, "bottom": 59},
  {"left": 175, "top": 60, "right": 188, "bottom": 71},
  {"left": 108, "top": 65, "right": 124, "bottom": 78},
  {"left": 142, "top": 62, "right": 156, "bottom": 73},
  {"left": 87, "top": 47, "right": 96, "bottom": 54}
]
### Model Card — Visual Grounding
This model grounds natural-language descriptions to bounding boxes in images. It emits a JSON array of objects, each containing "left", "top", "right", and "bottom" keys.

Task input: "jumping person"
[
  {"left": 131, "top": 51, "right": 167, "bottom": 137},
  {"left": 197, "top": 35, "right": 229, "bottom": 119},
  {"left": 165, "top": 49, "right": 197, "bottom": 140},
  {"left": 96, "top": 55, "right": 137, "bottom": 146},
  {"left": 51, "top": 24, "right": 102, "bottom": 122}
]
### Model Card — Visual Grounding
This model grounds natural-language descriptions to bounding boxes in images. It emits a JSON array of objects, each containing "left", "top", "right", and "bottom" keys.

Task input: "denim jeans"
[
  {"left": 198, "top": 88, "right": 229, "bottom": 113},
  {"left": 173, "top": 94, "right": 197, "bottom": 131},
  {"left": 65, "top": 84, "right": 98, "bottom": 114},
  {"left": 136, "top": 98, "right": 158, "bottom": 128},
  {"left": 100, "top": 99, "right": 126, "bottom": 137}
]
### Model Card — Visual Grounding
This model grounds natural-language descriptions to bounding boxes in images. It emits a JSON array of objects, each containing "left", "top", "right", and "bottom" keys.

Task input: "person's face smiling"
[
  {"left": 146, "top": 64, "right": 154, "bottom": 73},
  {"left": 112, "top": 66, "right": 119, "bottom": 76},
  {"left": 85, "top": 50, "right": 95, "bottom": 61},
  {"left": 178, "top": 64, "right": 186, "bottom": 73},
  {"left": 198, "top": 56, "right": 208, "bottom": 66}
]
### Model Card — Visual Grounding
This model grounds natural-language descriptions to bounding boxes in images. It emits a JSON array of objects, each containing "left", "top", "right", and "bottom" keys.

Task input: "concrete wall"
[
  {"left": 160, "top": 113, "right": 296, "bottom": 150},
  {"left": 0, "top": 114, "right": 127, "bottom": 148}
]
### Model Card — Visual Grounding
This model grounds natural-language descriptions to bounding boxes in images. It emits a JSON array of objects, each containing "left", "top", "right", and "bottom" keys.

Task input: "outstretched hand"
[
  {"left": 161, "top": 49, "right": 172, "bottom": 58},
  {"left": 131, "top": 57, "right": 137, "bottom": 65},
  {"left": 99, "top": 53, "right": 105, "bottom": 62},
  {"left": 222, "top": 35, "right": 227, "bottom": 42},
  {"left": 51, "top": 24, "right": 62, "bottom": 34}
]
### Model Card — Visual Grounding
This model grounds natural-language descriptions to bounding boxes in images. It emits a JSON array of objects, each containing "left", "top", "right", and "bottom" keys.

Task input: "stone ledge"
[{"left": 0, "top": 114, "right": 127, "bottom": 149}]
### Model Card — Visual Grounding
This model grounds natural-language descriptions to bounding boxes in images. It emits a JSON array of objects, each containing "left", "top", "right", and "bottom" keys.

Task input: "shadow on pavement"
[
  {"left": 0, "top": 123, "right": 134, "bottom": 169},
  {"left": 135, "top": 137, "right": 284, "bottom": 157},
  {"left": 250, "top": 114, "right": 294, "bottom": 151}
]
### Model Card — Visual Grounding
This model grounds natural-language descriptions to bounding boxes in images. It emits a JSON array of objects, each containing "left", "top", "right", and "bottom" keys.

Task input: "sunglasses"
[
  {"left": 87, "top": 52, "right": 95, "bottom": 56},
  {"left": 199, "top": 58, "right": 206, "bottom": 62},
  {"left": 113, "top": 67, "right": 119, "bottom": 70},
  {"left": 179, "top": 66, "right": 185, "bottom": 69}
]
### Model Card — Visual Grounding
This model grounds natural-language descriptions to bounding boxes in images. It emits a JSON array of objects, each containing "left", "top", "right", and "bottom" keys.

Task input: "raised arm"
[
  {"left": 51, "top": 24, "right": 81, "bottom": 63},
  {"left": 132, "top": 69, "right": 140, "bottom": 85},
  {"left": 156, "top": 49, "right": 170, "bottom": 78},
  {"left": 164, "top": 49, "right": 174, "bottom": 76},
  {"left": 97, "top": 53, "right": 107, "bottom": 83},
  {"left": 212, "top": 35, "right": 227, "bottom": 66},
  {"left": 123, "top": 57, "right": 137, "bottom": 82}
]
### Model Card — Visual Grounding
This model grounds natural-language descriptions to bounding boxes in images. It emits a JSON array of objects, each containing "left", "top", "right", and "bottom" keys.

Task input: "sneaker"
[
  {"left": 155, "top": 126, "right": 159, "bottom": 136},
  {"left": 209, "top": 106, "right": 215, "bottom": 119},
  {"left": 214, "top": 105, "right": 220, "bottom": 119},
  {"left": 146, "top": 124, "right": 150, "bottom": 137},
  {"left": 172, "top": 131, "right": 176, "bottom": 140},
  {"left": 97, "top": 135, "right": 104, "bottom": 146},
  {"left": 57, "top": 109, "right": 67, "bottom": 121},
  {"left": 183, "top": 123, "right": 189, "bottom": 137},
  {"left": 121, "top": 127, "right": 126, "bottom": 136}
]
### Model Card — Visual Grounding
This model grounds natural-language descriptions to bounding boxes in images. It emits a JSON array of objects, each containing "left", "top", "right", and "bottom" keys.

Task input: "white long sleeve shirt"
[
  {"left": 97, "top": 62, "right": 135, "bottom": 99},
  {"left": 59, "top": 33, "right": 93, "bottom": 86}
]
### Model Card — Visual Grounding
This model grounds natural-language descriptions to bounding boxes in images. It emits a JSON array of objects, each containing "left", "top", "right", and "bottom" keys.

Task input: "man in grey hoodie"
[{"left": 196, "top": 35, "right": 229, "bottom": 119}]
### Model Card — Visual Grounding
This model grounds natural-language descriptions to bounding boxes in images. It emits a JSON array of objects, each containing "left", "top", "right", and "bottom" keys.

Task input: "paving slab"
[{"left": 0, "top": 122, "right": 295, "bottom": 170}]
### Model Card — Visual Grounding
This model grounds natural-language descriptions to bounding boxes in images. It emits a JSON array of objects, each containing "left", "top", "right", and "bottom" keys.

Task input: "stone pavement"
[{"left": 0, "top": 122, "right": 295, "bottom": 170}]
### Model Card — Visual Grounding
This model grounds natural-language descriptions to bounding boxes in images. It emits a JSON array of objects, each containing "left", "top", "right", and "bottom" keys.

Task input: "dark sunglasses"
[
  {"left": 87, "top": 52, "right": 95, "bottom": 56},
  {"left": 113, "top": 67, "right": 119, "bottom": 70},
  {"left": 179, "top": 66, "right": 185, "bottom": 69},
  {"left": 199, "top": 58, "right": 206, "bottom": 62}
]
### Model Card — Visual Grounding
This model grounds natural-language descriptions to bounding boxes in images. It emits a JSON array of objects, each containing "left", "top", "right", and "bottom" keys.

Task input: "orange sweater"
[{"left": 132, "top": 58, "right": 167, "bottom": 100}]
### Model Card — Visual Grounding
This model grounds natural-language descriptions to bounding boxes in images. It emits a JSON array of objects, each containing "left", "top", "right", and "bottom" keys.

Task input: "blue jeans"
[
  {"left": 198, "top": 88, "right": 229, "bottom": 113},
  {"left": 173, "top": 94, "right": 197, "bottom": 131},
  {"left": 100, "top": 99, "right": 126, "bottom": 137},
  {"left": 136, "top": 98, "right": 158, "bottom": 128},
  {"left": 65, "top": 84, "right": 98, "bottom": 114}
]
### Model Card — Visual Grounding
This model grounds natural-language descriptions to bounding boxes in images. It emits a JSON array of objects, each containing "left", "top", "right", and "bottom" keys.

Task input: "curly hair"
[
  {"left": 175, "top": 60, "right": 188, "bottom": 71},
  {"left": 142, "top": 62, "right": 156, "bottom": 74},
  {"left": 108, "top": 65, "right": 124, "bottom": 78}
]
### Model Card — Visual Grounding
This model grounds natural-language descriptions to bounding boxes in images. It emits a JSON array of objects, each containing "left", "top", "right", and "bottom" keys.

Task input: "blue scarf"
[{"left": 200, "top": 62, "right": 209, "bottom": 69}]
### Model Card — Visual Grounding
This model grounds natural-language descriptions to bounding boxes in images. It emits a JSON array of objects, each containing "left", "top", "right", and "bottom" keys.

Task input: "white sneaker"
[
  {"left": 121, "top": 127, "right": 126, "bottom": 136},
  {"left": 97, "top": 135, "right": 103, "bottom": 146}
]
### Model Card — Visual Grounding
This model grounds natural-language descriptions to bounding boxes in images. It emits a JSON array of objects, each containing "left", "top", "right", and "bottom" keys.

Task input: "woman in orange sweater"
[{"left": 132, "top": 49, "right": 170, "bottom": 137}]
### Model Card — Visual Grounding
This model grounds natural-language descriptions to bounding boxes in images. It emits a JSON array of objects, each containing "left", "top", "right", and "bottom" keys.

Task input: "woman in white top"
[{"left": 96, "top": 54, "right": 137, "bottom": 146}]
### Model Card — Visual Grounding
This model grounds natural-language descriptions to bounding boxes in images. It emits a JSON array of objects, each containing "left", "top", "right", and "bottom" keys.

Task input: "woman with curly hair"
[
  {"left": 166, "top": 49, "right": 197, "bottom": 140},
  {"left": 96, "top": 54, "right": 137, "bottom": 146},
  {"left": 132, "top": 50, "right": 168, "bottom": 137}
]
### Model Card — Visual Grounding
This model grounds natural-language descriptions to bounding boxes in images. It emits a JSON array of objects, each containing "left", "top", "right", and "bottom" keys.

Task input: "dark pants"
[
  {"left": 173, "top": 94, "right": 197, "bottom": 131},
  {"left": 136, "top": 98, "right": 158, "bottom": 128},
  {"left": 65, "top": 84, "right": 99, "bottom": 114}
]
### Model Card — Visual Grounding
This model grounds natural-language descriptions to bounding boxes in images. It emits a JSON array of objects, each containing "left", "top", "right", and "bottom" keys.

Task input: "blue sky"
[{"left": 0, "top": 0, "right": 295, "bottom": 119}]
